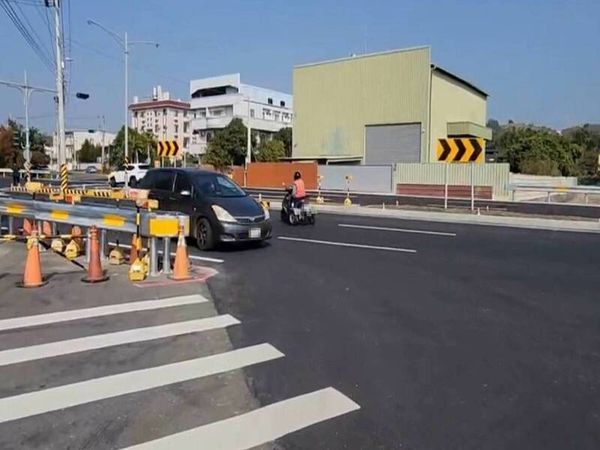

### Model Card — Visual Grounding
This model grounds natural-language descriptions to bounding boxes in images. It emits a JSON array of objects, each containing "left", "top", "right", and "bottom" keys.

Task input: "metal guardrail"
[
  {"left": 508, "top": 184, "right": 600, "bottom": 203},
  {"left": 0, "top": 168, "right": 57, "bottom": 180},
  {"left": 0, "top": 194, "right": 189, "bottom": 237}
]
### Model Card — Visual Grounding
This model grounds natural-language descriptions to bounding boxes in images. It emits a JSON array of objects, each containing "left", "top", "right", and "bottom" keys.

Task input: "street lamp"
[{"left": 86, "top": 19, "right": 158, "bottom": 170}]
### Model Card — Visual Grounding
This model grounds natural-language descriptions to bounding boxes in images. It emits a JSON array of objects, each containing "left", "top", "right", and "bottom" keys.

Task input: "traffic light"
[{"left": 12, "top": 131, "right": 21, "bottom": 150}]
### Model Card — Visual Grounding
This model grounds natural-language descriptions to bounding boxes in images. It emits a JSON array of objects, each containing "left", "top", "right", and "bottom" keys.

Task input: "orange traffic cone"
[
  {"left": 82, "top": 225, "right": 109, "bottom": 283},
  {"left": 20, "top": 230, "right": 47, "bottom": 288},
  {"left": 169, "top": 226, "right": 191, "bottom": 281},
  {"left": 71, "top": 225, "right": 83, "bottom": 246},
  {"left": 42, "top": 221, "right": 52, "bottom": 239},
  {"left": 129, "top": 234, "right": 139, "bottom": 263},
  {"left": 22, "top": 218, "right": 33, "bottom": 236}
]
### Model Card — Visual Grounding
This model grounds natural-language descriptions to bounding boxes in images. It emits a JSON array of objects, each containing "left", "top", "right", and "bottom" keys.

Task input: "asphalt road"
[{"left": 201, "top": 212, "right": 600, "bottom": 449}]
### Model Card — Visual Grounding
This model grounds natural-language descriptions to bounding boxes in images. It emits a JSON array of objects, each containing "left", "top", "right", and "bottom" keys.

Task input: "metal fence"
[
  {"left": 319, "top": 165, "right": 394, "bottom": 193},
  {"left": 394, "top": 163, "right": 511, "bottom": 200}
]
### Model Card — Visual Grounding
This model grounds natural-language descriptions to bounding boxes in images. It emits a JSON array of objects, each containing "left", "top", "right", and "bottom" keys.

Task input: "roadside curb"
[
  {"left": 313, "top": 204, "right": 600, "bottom": 234},
  {"left": 263, "top": 198, "right": 600, "bottom": 234}
]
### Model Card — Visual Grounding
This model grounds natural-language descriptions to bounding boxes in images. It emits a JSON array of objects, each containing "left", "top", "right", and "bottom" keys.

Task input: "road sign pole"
[
  {"left": 444, "top": 162, "right": 449, "bottom": 210},
  {"left": 470, "top": 162, "right": 475, "bottom": 212}
]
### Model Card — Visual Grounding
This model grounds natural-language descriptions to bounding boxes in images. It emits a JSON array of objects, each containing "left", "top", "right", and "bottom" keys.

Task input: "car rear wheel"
[
  {"left": 195, "top": 218, "right": 215, "bottom": 251},
  {"left": 129, "top": 176, "right": 137, "bottom": 187},
  {"left": 109, "top": 177, "right": 116, "bottom": 187}
]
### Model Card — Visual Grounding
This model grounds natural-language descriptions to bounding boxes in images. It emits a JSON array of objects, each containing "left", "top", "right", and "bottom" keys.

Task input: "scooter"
[{"left": 281, "top": 187, "right": 316, "bottom": 225}]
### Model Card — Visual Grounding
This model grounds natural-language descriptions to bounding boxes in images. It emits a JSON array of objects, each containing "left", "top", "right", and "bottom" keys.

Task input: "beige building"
[
  {"left": 292, "top": 46, "right": 491, "bottom": 164},
  {"left": 129, "top": 86, "right": 192, "bottom": 154}
]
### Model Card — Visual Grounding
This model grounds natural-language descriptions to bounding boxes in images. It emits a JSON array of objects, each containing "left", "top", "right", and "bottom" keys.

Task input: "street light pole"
[
  {"left": 87, "top": 19, "right": 157, "bottom": 183},
  {"left": 0, "top": 76, "right": 57, "bottom": 176},
  {"left": 124, "top": 31, "right": 129, "bottom": 163}
]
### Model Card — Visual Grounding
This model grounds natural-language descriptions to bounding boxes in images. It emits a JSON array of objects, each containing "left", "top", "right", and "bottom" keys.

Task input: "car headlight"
[{"left": 212, "top": 205, "right": 237, "bottom": 223}]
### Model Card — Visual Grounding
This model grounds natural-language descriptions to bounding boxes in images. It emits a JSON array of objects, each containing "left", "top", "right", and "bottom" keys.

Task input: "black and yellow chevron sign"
[
  {"left": 157, "top": 140, "right": 179, "bottom": 157},
  {"left": 436, "top": 138, "right": 485, "bottom": 163},
  {"left": 59, "top": 163, "right": 68, "bottom": 192}
]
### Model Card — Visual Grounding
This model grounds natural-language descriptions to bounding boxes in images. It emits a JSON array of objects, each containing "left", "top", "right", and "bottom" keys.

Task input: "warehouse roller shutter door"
[{"left": 365, "top": 123, "right": 421, "bottom": 164}]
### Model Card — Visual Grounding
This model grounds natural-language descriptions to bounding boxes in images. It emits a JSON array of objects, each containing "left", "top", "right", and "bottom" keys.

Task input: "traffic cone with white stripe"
[
  {"left": 20, "top": 229, "right": 47, "bottom": 288},
  {"left": 169, "top": 225, "right": 191, "bottom": 281}
]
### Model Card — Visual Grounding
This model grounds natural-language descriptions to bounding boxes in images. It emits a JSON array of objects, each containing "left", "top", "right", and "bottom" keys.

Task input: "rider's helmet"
[{"left": 294, "top": 171, "right": 301, "bottom": 180}]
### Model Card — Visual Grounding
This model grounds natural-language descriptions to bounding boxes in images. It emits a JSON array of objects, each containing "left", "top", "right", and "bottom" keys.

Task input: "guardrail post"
[
  {"left": 162, "top": 237, "right": 172, "bottom": 274},
  {"left": 8, "top": 216, "right": 14, "bottom": 235},
  {"left": 149, "top": 237, "right": 159, "bottom": 277},
  {"left": 444, "top": 163, "right": 449, "bottom": 210},
  {"left": 511, "top": 188, "right": 515, "bottom": 202},
  {"left": 546, "top": 190, "right": 551, "bottom": 203}
]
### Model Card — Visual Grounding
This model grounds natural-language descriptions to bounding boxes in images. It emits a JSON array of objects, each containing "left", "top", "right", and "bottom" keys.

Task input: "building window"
[
  {"left": 163, "top": 108, "right": 167, "bottom": 115},
  {"left": 250, "top": 109, "right": 255, "bottom": 118},
  {"left": 175, "top": 111, "right": 178, "bottom": 117},
  {"left": 140, "top": 112, "right": 145, "bottom": 118},
  {"left": 133, "top": 111, "right": 138, "bottom": 118},
  {"left": 183, "top": 122, "right": 189, "bottom": 133},
  {"left": 174, "top": 134, "right": 178, "bottom": 139},
  {"left": 183, "top": 137, "right": 190, "bottom": 148},
  {"left": 262, "top": 108, "right": 272, "bottom": 119},
  {"left": 183, "top": 111, "right": 187, "bottom": 118},
  {"left": 155, "top": 125, "right": 159, "bottom": 132},
  {"left": 280, "top": 100, "right": 285, "bottom": 107},
  {"left": 267, "top": 98, "right": 273, "bottom": 105},
  {"left": 273, "top": 111, "right": 281, "bottom": 122},
  {"left": 174, "top": 125, "right": 179, "bottom": 133}
]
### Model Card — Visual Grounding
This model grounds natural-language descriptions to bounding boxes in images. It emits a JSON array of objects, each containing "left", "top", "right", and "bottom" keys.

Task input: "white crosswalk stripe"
[
  {"left": 124, "top": 387, "right": 360, "bottom": 450},
  {"left": 0, "top": 315, "right": 239, "bottom": 367},
  {"left": 0, "top": 294, "right": 360, "bottom": 448},
  {"left": 0, "top": 294, "right": 208, "bottom": 332}
]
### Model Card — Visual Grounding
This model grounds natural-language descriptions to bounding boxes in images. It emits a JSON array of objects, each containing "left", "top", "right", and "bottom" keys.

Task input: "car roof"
[{"left": 147, "top": 168, "right": 218, "bottom": 176}]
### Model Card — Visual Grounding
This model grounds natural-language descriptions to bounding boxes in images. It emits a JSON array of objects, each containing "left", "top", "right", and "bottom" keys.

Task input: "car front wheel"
[
  {"left": 195, "top": 218, "right": 215, "bottom": 251},
  {"left": 109, "top": 177, "right": 116, "bottom": 187}
]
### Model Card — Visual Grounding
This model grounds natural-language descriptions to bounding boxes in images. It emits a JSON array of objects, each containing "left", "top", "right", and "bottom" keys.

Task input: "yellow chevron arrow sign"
[
  {"left": 436, "top": 138, "right": 485, "bottom": 163},
  {"left": 157, "top": 140, "right": 180, "bottom": 157}
]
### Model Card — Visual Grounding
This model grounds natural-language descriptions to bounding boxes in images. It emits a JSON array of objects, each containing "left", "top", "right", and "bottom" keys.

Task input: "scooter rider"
[{"left": 291, "top": 171, "right": 306, "bottom": 208}]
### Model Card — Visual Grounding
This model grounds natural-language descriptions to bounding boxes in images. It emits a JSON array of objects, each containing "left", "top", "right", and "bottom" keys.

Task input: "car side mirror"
[{"left": 180, "top": 190, "right": 191, "bottom": 197}]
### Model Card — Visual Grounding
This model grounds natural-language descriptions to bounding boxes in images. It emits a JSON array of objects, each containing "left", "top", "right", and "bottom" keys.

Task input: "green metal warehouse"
[{"left": 291, "top": 46, "right": 491, "bottom": 164}]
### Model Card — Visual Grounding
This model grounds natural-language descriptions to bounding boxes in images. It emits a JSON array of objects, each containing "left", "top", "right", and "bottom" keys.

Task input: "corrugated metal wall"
[
  {"left": 293, "top": 47, "right": 431, "bottom": 161},
  {"left": 394, "top": 163, "right": 510, "bottom": 199},
  {"left": 319, "top": 165, "right": 394, "bottom": 193}
]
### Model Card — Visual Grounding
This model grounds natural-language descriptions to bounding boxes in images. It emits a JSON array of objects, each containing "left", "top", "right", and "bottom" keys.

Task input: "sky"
[{"left": 0, "top": 0, "right": 599, "bottom": 134}]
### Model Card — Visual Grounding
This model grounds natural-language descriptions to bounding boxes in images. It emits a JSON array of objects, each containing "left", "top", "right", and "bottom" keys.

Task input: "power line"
[{"left": 0, "top": 0, "right": 55, "bottom": 73}]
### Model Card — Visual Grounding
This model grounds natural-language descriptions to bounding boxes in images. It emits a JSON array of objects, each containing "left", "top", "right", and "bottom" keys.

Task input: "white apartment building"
[
  {"left": 129, "top": 86, "right": 192, "bottom": 153},
  {"left": 50, "top": 129, "right": 116, "bottom": 169},
  {"left": 189, "top": 74, "right": 293, "bottom": 154}
]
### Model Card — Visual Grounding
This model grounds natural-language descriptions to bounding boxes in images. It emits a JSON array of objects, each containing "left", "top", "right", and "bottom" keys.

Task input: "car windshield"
[{"left": 192, "top": 174, "right": 246, "bottom": 198}]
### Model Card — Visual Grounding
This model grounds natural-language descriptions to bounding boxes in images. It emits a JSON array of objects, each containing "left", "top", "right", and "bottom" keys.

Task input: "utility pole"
[
  {"left": 50, "top": 0, "right": 66, "bottom": 170},
  {"left": 99, "top": 115, "right": 106, "bottom": 170},
  {"left": 246, "top": 96, "right": 252, "bottom": 165}
]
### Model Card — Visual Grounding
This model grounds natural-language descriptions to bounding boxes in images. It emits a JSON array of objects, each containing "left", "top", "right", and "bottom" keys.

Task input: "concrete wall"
[
  {"left": 394, "top": 163, "right": 511, "bottom": 199},
  {"left": 293, "top": 47, "right": 431, "bottom": 160},
  {"left": 429, "top": 70, "right": 488, "bottom": 162}
]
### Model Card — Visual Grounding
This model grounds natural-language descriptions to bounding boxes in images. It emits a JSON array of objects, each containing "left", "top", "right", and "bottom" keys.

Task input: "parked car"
[
  {"left": 85, "top": 166, "right": 98, "bottom": 174},
  {"left": 108, "top": 163, "right": 150, "bottom": 187},
  {"left": 137, "top": 168, "right": 272, "bottom": 250}
]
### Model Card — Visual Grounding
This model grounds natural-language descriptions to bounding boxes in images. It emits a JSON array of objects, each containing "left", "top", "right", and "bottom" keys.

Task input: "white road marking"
[
  {"left": 0, "top": 295, "right": 208, "bottom": 332},
  {"left": 277, "top": 236, "right": 416, "bottom": 253},
  {"left": 0, "top": 315, "right": 239, "bottom": 367},
  {"left": 124, "top": 387, "right": 360, "bottom": 450},
  {"left": 339, "top": 223, "right": 456, "bottom": 237},
  {"left": 0, "top": 343, "right": 284, "bottom": 424},
  {"left": 108, "top": 241, "right": 224, "bottom": 264}
]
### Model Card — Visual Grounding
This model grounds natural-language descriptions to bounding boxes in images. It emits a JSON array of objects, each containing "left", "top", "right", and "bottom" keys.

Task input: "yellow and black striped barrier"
[
  {"left": 437, "top": 138, "right": 485, "bottom": 163},
  {"left": 60, "top": 164, "right": 68, "bottom": 192}
]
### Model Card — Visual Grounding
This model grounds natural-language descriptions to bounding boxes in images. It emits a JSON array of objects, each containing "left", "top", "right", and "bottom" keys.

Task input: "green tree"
[
  {"left": 274, "top": 127, "right": 292, "bottom": 157},
  {"left": 110, "top": 126, "right": 156, "bottom": 167},
  {"left": 203, "top": 118, "right": 251, "bottom": 168},
  {"left": 568, "top": 127, "right": 600, "bottom": 180},
  {"left": 496, "top": 127, "right": 582, "bottom": 176},
  {"left": 254, "top": 139, "right": 285, "bottom": 162},
  {"left": 78, "top": 139, "right": 102, "bottom": 163}
]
